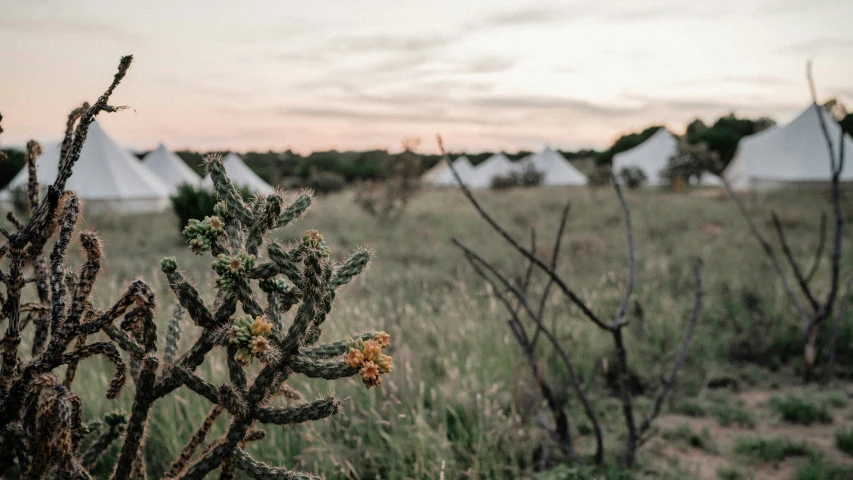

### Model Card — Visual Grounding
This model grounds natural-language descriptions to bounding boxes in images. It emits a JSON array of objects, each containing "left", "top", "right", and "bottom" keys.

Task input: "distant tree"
[
  {"left": 596, "top": 125, "right": 664, "bottom": 165},
  {"left": 687, "top": 114, "right": 775, "bottom": 167},
  {"left": 618, "top": 166, "right": 647, "bottom": 189},
  {"left": 842, "top": 113, "right": 853, "bottom": 136},
  {"left": 686, "top": 118, "right": 708, "bottom": 137},
  {"left": 175, "top": 150, "right": 209, "bottom": 176},
  {"left": 0, "top": 148, "right": 25, "bottom": 190},
  {"left": 664, "top": 139, "right": 721, "bottom": 185},
  {"left": 561, "top": 148, "right": 599, "bottom": 160}
]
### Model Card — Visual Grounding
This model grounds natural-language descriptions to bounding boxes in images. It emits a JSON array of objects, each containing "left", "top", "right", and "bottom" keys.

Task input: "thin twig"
[
  {"left": 804, "top": 212, "right": 827, "bottom": 283},
  {"left": 638, "top": 258, "right": 703, "bottom": 435},
  {"left": 771, "top": 213, "right": 819, "bottom": 311},
  {"left": 611, "top": 174, "right": 635, "bottom": 327},
  {"left": 440, "top": 137, "right": 610, "bottom": 331}
]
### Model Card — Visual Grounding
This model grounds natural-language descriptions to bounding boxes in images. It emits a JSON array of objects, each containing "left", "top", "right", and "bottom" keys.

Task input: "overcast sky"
[{"left": 1, "top": 0, "right": 851, "bottom": 153}]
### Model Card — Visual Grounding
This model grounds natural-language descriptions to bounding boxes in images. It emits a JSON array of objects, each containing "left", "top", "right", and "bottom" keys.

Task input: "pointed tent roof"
[
  {"left": 612, "top": 128, "right": 676, "bottom": 186},
  {"left": 432, "top": 155, "right": 476, "bottom": 187},
  {"left": 723, "top": 104, "right": 853, "bottom": 190},
  {"left": 522, "top": 147, "right": 588, "bottom": 186},
  {"left": 421, "top": 160, "right": 448, "bottom": 184},
  {"left": 469, "top": 153, "right": 521, "bottom": 189},
  {"left": 142, "top": 144, "right": 201, "bottom": 193},
  {"left": 0, "top": 121, "right": 171, "bottom": 212},
  {"left": 201, "top": 153, "right": 274, "bottom": 194}
]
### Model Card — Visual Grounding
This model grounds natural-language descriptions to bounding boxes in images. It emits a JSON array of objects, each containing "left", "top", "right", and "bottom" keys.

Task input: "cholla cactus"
[{"left": 0, "top": 55, "right": 389, "bottom": 480}]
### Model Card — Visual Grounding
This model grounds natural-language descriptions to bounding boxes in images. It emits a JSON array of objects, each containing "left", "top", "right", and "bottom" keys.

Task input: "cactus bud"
[{"left": 161, "top": 257, "right": 178, "bottom": 274}]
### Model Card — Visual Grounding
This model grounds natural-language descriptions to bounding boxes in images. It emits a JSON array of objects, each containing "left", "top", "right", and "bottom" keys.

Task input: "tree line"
[{"left": 2, "top": 110, "right": 850, "bottom": 191}]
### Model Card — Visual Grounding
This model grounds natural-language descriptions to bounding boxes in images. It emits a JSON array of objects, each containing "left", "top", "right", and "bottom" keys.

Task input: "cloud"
[
  {"left": 482, "top": 6, "right": 568, "bottom": 27},
  {"left": 469, "top": 95, "right": 644, "bottom": 117},
  {"left": 328, "top": 33, "right": 459, "bottom": 55},
  {"left": 622, "top": 93, "right": 803, "bottom": 117},
  {"left": 0, "top": 17, "right": 145, "bottom": 45},
  {"left": 777, "top": 37, "right": 853, "bottom": 55},
  {"left": 271, "top": 105, "right": 507, "bottom": 126}
]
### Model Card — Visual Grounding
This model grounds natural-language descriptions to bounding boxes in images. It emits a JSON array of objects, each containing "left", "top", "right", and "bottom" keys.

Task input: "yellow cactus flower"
[
  {"left": 362, "top": 339, "right": 381, "bottom": 362},
  {"left": 250, "top": 316, "right": 272, "bottom": 337},
  {"left": 373, "top": 331, "right": 391, "bottom": 348},
  {"left": 345, "top": 348, "right": 364, "bottom": 368},
  {"left": 360, "top": 361, "right": 379, "bottom": 381},
  {"left": 251, "top": 336, "right": 269, "bottom": 355}
]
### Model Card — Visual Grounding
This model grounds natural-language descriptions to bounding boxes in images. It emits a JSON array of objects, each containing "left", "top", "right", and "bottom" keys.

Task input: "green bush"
[
  {"left": 170, "top": 183, "right": 220, "bottom": 231},
  {"left": 304, "top": 170, "right": 346, "bottom": 195},
  {"left": 711, "top": 403, "right": 755, "bottom": 428},
  {"left": 661, "top": 423, "right": 716, "bottom": 452},
  {"left": 673, "top": 398, "right": 707, "bottom": 418},
  {"left": 716, "top": 466, "right": 746, "bottom": 480},
  {"left": 835, "top": 428, "right": 853, "bottom": 457},
  {"left": 537, "top": 464, "right": 633, "bottom": 480},
  {"left": 734, "top": 437, "right": 811, "bottom": 463},
  {"left": 618, "top": 166, "right": 647, "bottom": 189},
  {"left": 770, "top": 395, "right": 832, "bottom": 425},
  {"left": 795, "top": 455, "right": 853, "bottom": 480},
  {"left": 170, "top": 183, "right": 250, "bottom": 231}
]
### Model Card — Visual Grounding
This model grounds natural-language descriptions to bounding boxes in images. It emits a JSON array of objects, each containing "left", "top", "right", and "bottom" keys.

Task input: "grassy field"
[{"left": 8, "top": 185, "right": 853, "bottom": 479}]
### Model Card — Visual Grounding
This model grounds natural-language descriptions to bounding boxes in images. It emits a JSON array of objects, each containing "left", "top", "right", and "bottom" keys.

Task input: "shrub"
[
  {"left": 770, "top": 395, "right": 833, "bottom": 425},
  {"left": 661, "top": 423, "right": 716, "bottom": 452},
  {"left": 490, "top": 173, "right": 518, "bottom": 189},
  {"left": 170, "top": 183, "right": 219, "bottom": 230},
  {"left": 354, "top": 144, "right": 422, "bottom": 222},
  {"left": 0, "top": 55, "right": 391, "bottom": 479},
  {"left": 795, "top": 455, "right": 853, "bottom": 480},
  {"left": 673, "top": 398, "right": 707, "bottom": 418},
  {"left": 712, "top": 403, "right": 756, "bottom": 428},
  {"left": 734, "top": 437, "right": 812, "bottom": 463},
  {"left": 304, "top": 169, "right": 346, "bottom": 195},
  {"left": 618, "top": 166, "right": 647, "bottom": 189},
  {"left": 716, "top": 466, "right": 746, "bottom": 480},
  {"left": 835, "top": 428, "right": 853, "bottom": 456},
  {"left": 490, "top": 166, "right": 544, "bottom": 189}
]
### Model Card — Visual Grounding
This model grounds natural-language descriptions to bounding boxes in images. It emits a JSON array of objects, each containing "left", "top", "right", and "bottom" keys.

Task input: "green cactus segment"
[
  {"left": 160, "top": 256, "right": 178, "bottom": 274},
  {"left": 255, "top": 397, "right": 340, "bottom": 425},
  {"left": 183, "top": 216, "right": 226, "bottom": 255},
  {"left": 164, "top": 269, "right": 214, "bottom": 328},
  {"left": 302, "top": 333, "right": 376, "bottom": 359},
  {"left": 205, "top": 155, "right": 252, "bottom": 224},
  {"left": 276, "top": 193, "right": 312, "bottom": 228},
  {"left": 265, "top": 243, "right": 303, "bottom": 285},
  {"left": 332, "top": 249, "right": 371, "bottom": 288},
  {"left": 164, "top": 304, "right": 183, "bottom": 364},
  {"left": 246, "top": 194, "right": 284, "bottom": 255},
  {"left": 82, "top": 411, "right": 127, "bottom": 471},
  {"left": 259, "top": 278, "right": 290, "bottom": 294},
  {"left": 289, "top": 356, "right": 358, "bottom": 380},
  {"left": 302, "top": 230, "right": 330, "bottom": 257},
  {"left": 233, "top": 449, "right": 320, "bottom": 480}
]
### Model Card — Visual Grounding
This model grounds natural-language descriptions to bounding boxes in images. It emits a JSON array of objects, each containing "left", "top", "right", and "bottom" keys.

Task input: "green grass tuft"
[
  {"left": 794, "top": 455, "right": 853, "bottom": 480},
  {"left": 734, "top": 437, "right": 812, "bottom": 464},
  {"left": 835, "top": 428, "right": 853, "bottom": 457},
  {"left": 770, "top": 395, "right": 833, "bottom": 425}
]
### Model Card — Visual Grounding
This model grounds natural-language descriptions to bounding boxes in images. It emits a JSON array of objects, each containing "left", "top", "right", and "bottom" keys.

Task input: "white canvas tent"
[
  {"left": 468, "top": 153, "right": 521, "bottom": 189},
  {"left": 142, "top": 144, "right": 201, "bottom": 193},
  {"left": 431, "top": 156, "right": 476, "bottom": 187},
  {"left": 723, "top": 103, "right": 853, "bottom": 190},
  {"left": 201, "top": 153, "right": 274, "bottom": 194},
  {"left": 0, "top": 121, "right": 171, "bottom": 213},
  {"left": 612, "top": 128, "right": 676, "bottom": 186},
  {"left": 421, "top": 160, "right": 448, "bottom": 184},
  {"left": 522, "top": 147, "right": 588, "bottom": 186}
]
